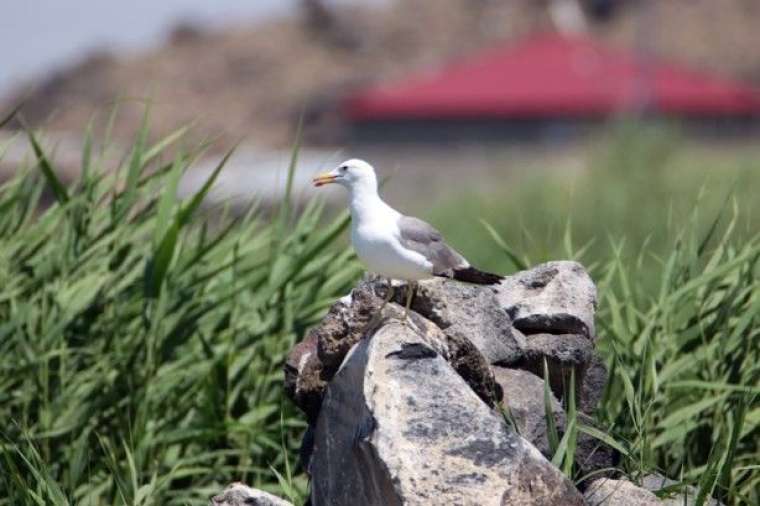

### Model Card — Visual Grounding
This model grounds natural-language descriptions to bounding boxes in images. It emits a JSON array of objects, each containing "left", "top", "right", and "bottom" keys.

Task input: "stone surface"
[
  {"left": 493, "top": 367, "right": 563, "bottom": 456},
  {"left": 395, "top": 278, "right": 524, "bottom": 366},
  {"left": 285, "top": 281, "right": 446, "bottom": 421},
  {"left": 210, "top": 482, "right": 292, "bottom": 506},
  {"left": 584, "top": 478, "right": 661, "bottom": 506},
  {"left": 641, "top": 474, "right": 724, "bottom": 506},
  {"left": 584, "top": 477, "right": 724, "bottom": 506},
  {"left": 299, "top": 424, "right": 315, "bottom": 473},
  {"left": 574, "top": 412, "right": 618, "bottom": 476},
  {"left": 314, "top": 281, "right": 448, "bottom": 374},
  {"left": 581, "top": 352, "right": 609, "bottom": 414},
  {"left": 517, "top": 331, "right": 593, "bottom": 402},
  {"left": 284, "top": 331, "right": 325, "bottom": 424},
  {"left": 309, "top": 322, "right": 584, "bottom": 506},
  {"left": 314, "top": 282, "right": 383, "bottom": 374},
  {"left": 444, "top": 329, "right": 502, "bottom": 408},
  {"left": 497, "top": 261, "right": 597, "bottom": 339},
  {"left": 494, "top": 366, "right": 616, "bottom": 476},
  {"left": 286, "top": 279, "right": 501, "bottom": 420}
]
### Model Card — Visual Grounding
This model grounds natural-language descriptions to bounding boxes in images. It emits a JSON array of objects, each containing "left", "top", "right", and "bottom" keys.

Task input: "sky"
[{"left": 1, "top": 0, "right": 380, "bottom": 94}]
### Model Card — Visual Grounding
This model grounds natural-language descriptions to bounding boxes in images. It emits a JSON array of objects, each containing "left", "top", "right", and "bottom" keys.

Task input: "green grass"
[
  {"left": 540, "top": 217, "right": 760, "bottom": 504},
  {"left": 428, "top": 122, "right": 760, "bottom": 283},
  {"left": 0, "top": 115, "right": 757, "bottom": 505},
  {"left": 447, "top": 123, "right": 759, "bottom": 504},
  {"left": 593, "top": 210, "right": 760, "bottom": 505},
  {"left": 0, "top": 113, "right": 361, "bottom": 505}
]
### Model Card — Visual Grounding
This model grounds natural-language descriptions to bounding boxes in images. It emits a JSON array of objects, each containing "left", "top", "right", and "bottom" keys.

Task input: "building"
[{"left": 342, "top": 33, "right": 760, "bottom": 143}]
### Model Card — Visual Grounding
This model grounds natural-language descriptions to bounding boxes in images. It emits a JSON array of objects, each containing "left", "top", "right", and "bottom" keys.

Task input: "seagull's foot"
[
  {"left": 402, "top": 282, "right": 416, "bottom": 327},
  {"left": 402, "top": 305, "right": 412, "bottom": 327}
]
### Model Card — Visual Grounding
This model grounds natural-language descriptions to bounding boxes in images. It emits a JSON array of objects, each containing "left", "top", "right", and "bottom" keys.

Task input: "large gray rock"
[
  {"left": 394, "top": 278, "right": 524, "bottom": 365},
  {"left": 210, "top": 483, "right": 292, "bottom": 506},
  {"left": 497, "top": 261, "right": 597, "bottom": 339},
  {"left": 310, "top": 321, "right": 584, "bottom": 506}
]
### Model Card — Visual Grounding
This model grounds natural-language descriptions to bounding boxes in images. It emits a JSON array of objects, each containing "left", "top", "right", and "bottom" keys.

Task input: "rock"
[
  {"left": 640, "top": 473, "right": 680, "bottom": 493},
  {"left": 313, "top": 283, "right": 378, "bottom": 374},
  {"left": 517, "top": 331, "right": 593, "bottom": 402},
  {"left": 299, "top": 424, "right": 315, "bottom": 473},
  {"left": 493, "top": 367, "right": 563, "bottom": 456},
  {"left": 497, "top": 261, "right": 597, "bottom": 339},
  {"left": 574, "top": 412, "right": 618, "bottom": 476},
  {"left": 396, "top": 278, "right": 524, "bottom": 365},
  {"left": 286, "top": 279, "right": 501, "bottom": 420},
  {"left": 641, "top": 474, "right": 724, "bottom": 506},
  {"left": 444, "top": 330, "right": 502, "bottom": 408},
  {"left": 584, "top": 476, "right": 724, "bottom": 506},
  {"left": 284, "top": 332, "right": 325, "bottom": 424},
  {"left": 210, "top": 482, "right": 292, "bottom": 506},
  {"left": 285, "top": 281, "right": 446, "bottom": 421},
  {"left": 581, "top": 352, "right": 609, "bottom": 414},
  {"left": 494, "top": 367, "right": 616, "bottom": 476},
  {"left": 315, "top": 280, "right": 448, "bottom": 375},
  {"left": 310, "top": 321, "right": 584, "bottom": 506},
  {"left": 584, "top": 478, "right": 661, "bottom": 505}
]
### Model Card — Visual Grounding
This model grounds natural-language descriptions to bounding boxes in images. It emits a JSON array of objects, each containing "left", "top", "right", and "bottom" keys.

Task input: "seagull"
[{"left": 313, "top": 159, "right": 503, "bottom": 322}]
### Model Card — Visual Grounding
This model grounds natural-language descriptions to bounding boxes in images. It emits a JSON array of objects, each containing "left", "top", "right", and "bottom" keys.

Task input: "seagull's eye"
[{"left": 340, "top": 166, "right": 348, "bottom": 173}]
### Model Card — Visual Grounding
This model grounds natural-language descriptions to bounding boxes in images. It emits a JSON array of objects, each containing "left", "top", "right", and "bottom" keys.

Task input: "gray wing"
[{"left": 397, "top": 215, "right": 468, "bottom": 276}]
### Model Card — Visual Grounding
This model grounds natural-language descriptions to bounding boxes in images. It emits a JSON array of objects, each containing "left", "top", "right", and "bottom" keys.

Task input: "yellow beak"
[{"left": 312, "top": 172, "right": 337, "bottom": 187}]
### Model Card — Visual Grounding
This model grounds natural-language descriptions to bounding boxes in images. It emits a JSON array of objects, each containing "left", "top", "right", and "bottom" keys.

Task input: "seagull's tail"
[{"left": 450, "top": 266, "right": 504, "bottom": 285}]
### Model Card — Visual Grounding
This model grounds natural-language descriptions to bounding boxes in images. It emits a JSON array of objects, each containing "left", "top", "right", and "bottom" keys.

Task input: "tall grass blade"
[
  {"left": 480, "top": 219, "right": 527, "bottom": 271},
  {"left": 145, "top": 146, "right": 232, "bottom": 297},
  {"left": 543, "top": 359, "right": 560, "bottom": 454},
  {"left": 22, "top": 123, "right": 69, "bottom": 204},
  {"left": 562, "top": 368, "right": 578, "bottom": 477}
]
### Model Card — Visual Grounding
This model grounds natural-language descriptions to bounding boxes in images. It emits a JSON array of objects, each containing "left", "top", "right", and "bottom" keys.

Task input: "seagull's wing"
[{"left": 397, "top": 215, "right": 468, "bottom": 276}]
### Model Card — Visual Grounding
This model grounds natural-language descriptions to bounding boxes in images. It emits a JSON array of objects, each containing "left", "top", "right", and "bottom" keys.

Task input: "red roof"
[{"left": 345, "top": 33, "right": 760, "bottom": 120}]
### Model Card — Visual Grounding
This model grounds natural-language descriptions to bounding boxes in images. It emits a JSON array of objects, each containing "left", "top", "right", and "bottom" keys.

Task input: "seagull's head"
[{"left": 312, "top": 159, "right": 378, "bottom": 193}]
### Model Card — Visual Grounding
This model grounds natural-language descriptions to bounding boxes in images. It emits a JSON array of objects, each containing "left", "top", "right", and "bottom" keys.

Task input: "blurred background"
[{"left": 2, "top": 0, "right": 760, "bottom": 267}]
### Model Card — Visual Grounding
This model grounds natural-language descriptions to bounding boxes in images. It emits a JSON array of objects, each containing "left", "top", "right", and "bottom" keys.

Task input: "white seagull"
[{"left": 313, "top": 159, "right": 503, "bottom": 319}]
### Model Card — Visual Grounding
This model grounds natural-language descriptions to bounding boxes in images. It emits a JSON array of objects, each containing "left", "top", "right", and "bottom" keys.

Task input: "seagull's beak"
[{"left": 312, "top": 171, "right": 338, "bottom": 187}]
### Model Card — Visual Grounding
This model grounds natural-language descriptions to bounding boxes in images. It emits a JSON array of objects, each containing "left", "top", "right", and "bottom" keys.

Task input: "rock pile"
[
  {"left": 212, "top": 261, "right": 721, "bottom": 506},
  {"left": 211, "top": 482, "right": 293, "bottom": 506}
]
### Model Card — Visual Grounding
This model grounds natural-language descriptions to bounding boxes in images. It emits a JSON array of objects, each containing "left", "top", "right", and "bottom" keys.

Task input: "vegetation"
[
  {"left": 595, "top": 203, "right": 759, "bottom": 505},
  {"left": 0, "top": 113, "right": 360, "bottom": 505},
  {"left": 430, "top": 122, "right": 760, "bottom": 282},
  {"left": 0, "top": 116, "right": 757, "bottom": 505},
  {"left": 526, "top": 210, "right": 759, "bottom": 505},
  {"left": 433, "top": 123, "right": 760, "bottom": 505}
]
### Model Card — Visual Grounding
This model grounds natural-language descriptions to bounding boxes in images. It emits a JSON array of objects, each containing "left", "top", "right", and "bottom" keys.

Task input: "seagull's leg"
[
  {"left": 364, "top": 278, "right": 393, "bottom": 333},
  {"left": 403, "top": 282, "right": 416, "bottom": 322},
  {"left": 378, "top": 278, "right": 394, "bottom": 313}
]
